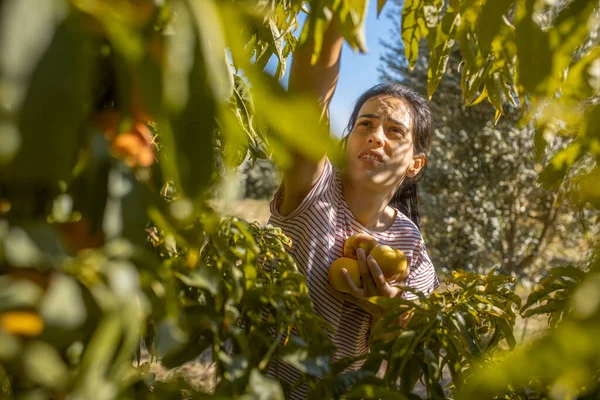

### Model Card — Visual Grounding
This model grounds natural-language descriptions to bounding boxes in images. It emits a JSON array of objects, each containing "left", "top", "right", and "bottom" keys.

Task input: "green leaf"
[
  {"left": 160, "top": 0, "right": 217, "bottom": 200},
  {"left": 280, "top": 350, "right": 330, "bottom": 376},
  {"left": 377, "top": 0, "right": 388, "bottom": 17},
  {"left": 4, "top": 11, "right": 97, "bottom": 184},
  {"left": 496, "top": 318, "right": 516, "bottom": 349},
  {"left": 93, "top": 12, "right": 144, "bottom": 64},
  {"left": 486, "top": 71, "right": 504, "bottom": 117},
  {"left": 0, "top": 0, "right": 68, "bottom": 100},
  {"left": 500, "top": 66, "right": 519, "bottom": 108},
  {"left": 161, "top": 333, "right": 212, "bottom": 369},
  {"left": 390, "top": 330, "right": 417, "bottom": 359},
  {"left": 4, "top": 224, "right": 67, "bottom": 268},
  {"left": 460, "top": 55, "right": 490, "bottom": 104},
  {"left": 477, "top": 0, "right": 514, "bottom": 58},
  {"left": 539, "top": 142, "right": 585, "bottom": 188},
  {"left": 0, "top": 277, "right": 43, "bottom": 312},
  {"left": 333, "top": 0, "right": 369, "bottom": 53},
  {"left": 174, "top": 264, "right": 220, "bottom": 295},
  {"left": 466, "top": 88, "right": 488, "bottom": 107},
  {"left": 3, "top": 227, "right": 44, "bottom": 267},
  {"left": 23, "top": 341, "right": 68, "bottom": 390},
  {"left": 563, "top": 47, "right": 600, "bottom": 101},
  {"left": 427, "top": 8, "right": 459, "bottom": 99},
  {"left": 402, "top": 0, "right": 428, "bottom": 70},
  {"left": 71, "top": 132, "right": 111, "bottom": 232},
  {"left": 457, "top": 0, "right": 485, "bottom": 68},
  {"left": 576, "top": 167, "right": 600, "bottom": 209},
  {"left": 71, "top": 312, "right": 130, "bottom": 397},
  {"left": 497, "top": 289, "right": 522, "bottom": 309},
  {"left": 231, "top": 74, "right": 257, "bottom": 133},
  {"left": 298, "top": 4, "right": 332, "bottom": 64},
  {"left": 219, "top": 351, "right": 250, "bottom": 382},
  {"left": 451, "top": 311, "right": 481, "bottom": 357},
  {"left": 346, "top": 384, "right": 411, "bottom": 399},
  {"left": 0, "top": 0, "right": 71, "bottom": 168},
  {"left": 103, "top": 163, "right": 148, "bottom": 245},
  {"left": 549, "top": 267, "right": 586, "bottom": 281},
  {"left": 548, "top": 0, "right": 597, "bottom": 91},
  {"left": 246, "top": 369, "right": 285, "bottom": 400},
  {"left": 250, "top": 73, "right": 338, "bottom": 168},
  {"left": 40, "top": 274, "right": 86, "bottom": 330},
  {"left": 188, "top": 0, "right": 233, "bottom": 102},
  {"left": 457, "top": 321, "right": 600, "bottom": 399},
  {"left": 154, "top": 318, "right": 189, "bottom": 357},
  {"left": 0, "top": 331, "right": 21, "bottom": 360},
  {"left": 263, "top": 19, "right": 285, "bottom": 78},
  {"left": 515, "top": 0, "right": 552, "bottom": 94},
  {"left": 327, "top": 369, "right": 374, "bottom": 398},
  {"left": 458, "top": 0, "right": 482, "bottom": 29},
  {"left": 522, "top": 275, "right": 575, "bottom": 312},
  {"left": 398, "top": 353, "right": 423, "bottom": 393},
  {"left": 521, "top": 300, "right": 568, "bottom": 318},
  {"left": 423, "top": 346, "right": 444, "bottom": 396}
]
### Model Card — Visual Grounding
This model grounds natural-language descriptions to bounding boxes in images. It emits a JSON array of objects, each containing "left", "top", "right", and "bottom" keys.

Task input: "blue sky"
[{"left": 266, "top": 1, "right": 399, "bottom": 136}]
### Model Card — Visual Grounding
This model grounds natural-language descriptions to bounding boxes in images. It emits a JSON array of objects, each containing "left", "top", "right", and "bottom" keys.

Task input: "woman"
[{"left": 266, "top": 20, "right": 439, "bottom": 398}]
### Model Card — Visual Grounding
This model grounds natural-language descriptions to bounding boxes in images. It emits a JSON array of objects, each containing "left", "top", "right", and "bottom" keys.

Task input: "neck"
[{"left": 342, "top": 175, "right": 396, "bottom": 232}]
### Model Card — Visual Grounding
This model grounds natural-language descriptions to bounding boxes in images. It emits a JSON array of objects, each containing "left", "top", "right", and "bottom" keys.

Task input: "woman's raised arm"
[{"left": 277, "top": 21, "right": 344, "bottom": 216}]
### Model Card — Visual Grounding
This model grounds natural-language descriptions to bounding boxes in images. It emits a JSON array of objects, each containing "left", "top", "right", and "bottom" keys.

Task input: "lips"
[{"left": 358, "top": 150, "right": 384, "bottom": 164}]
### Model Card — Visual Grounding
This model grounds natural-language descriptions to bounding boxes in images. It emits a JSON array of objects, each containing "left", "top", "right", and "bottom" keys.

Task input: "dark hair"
[{"left": 342, "top": 83, "right": 434, "bottom": 229}]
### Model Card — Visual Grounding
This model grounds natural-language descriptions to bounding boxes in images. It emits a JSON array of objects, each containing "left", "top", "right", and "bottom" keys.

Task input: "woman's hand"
[
  {"left": 343, "top": 248, "right": 402, "bottom": 299},
  {"left": 326, "top": 248, "right": 404, "bottom": 320}
]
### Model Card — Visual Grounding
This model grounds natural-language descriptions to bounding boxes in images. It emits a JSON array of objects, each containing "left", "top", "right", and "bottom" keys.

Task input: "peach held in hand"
[
  {"left": 370, "top": 245, "right": 409, "bottom": 284},
  {"left": 328, "top": 257, "right": 362, "bottom": 294},
  {"left": 343, "top": 233, "right": 378, "bottom": 259}
]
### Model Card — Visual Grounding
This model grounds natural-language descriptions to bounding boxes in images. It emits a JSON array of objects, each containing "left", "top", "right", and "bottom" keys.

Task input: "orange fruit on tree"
[{"left": 111, "top": 122, "right": 155, "bottom": 168}]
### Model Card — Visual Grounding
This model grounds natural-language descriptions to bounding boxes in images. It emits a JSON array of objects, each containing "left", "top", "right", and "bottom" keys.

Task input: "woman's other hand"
[
  {"left": 327, "top": 248, "right": 406, "bottom": 321},
  {"left": 344, "top": 248, "right": 402, "bottom": 299}
]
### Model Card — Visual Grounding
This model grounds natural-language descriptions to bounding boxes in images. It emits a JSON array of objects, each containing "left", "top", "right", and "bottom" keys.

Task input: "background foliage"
[
  {"left": 0, "top": 0, "right": 599, "bottom": 399},
  {"left": 380, "top": 28, "right": 593, "bottom": 279},
  {"left": 238, "top": 159, "right": 281, "bottom": 201}
]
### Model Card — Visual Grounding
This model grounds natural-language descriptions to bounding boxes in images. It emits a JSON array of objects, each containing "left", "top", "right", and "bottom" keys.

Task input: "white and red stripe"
[{"left": 265, "top": 159, "right": 439, "bottom": 398}]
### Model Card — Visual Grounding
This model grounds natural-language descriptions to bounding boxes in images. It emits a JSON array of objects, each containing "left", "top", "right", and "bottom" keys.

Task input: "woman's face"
[{"left": 344, "top": 95, "right": 425, "bottom": 193}]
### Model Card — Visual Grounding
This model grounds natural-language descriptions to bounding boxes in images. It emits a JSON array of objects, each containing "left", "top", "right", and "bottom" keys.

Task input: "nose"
[{"left": 368, "top": 126, "right": 384, "bottom": 146}]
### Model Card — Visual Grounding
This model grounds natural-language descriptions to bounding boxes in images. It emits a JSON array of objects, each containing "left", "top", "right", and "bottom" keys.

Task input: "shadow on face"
[{"left": 343, "top": 95, "right": 425, "bottom": 194}]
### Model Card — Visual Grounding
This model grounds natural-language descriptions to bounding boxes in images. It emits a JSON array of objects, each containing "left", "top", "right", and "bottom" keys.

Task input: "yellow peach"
[
  {"left": 328, "top": 257, "right": 362, "bottom": 293},
  {"left": 343, "top": 233, "right": 378, "bottom": 259},
  {"left": 370, "top": 245, "right": 409, "bottom": 284}
]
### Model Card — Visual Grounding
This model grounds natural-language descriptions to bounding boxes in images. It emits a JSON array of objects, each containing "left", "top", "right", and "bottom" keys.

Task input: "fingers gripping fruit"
[
  {"left": 370, "top": 245, "right": 409, "bottom": 284},
  {"left": 343, "top": 233, "right": 378, "bottom": 259},
  {"left": 328, "top": 258, "right": 362, "bottom": 294},
  {"left": 329, "top": 233, "right": 410, "bottom": 293}
]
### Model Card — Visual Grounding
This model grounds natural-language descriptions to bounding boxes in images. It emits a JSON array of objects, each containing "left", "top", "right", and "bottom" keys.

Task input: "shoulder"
[{"left": 389, "top": 209, "right": 423, "bottom": 242}]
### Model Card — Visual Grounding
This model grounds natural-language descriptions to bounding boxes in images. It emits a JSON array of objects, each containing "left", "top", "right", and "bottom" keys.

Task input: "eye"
[
  {"left": 358, "top": 120, "right": 372, "bottom": 128},
  {"left": 388, "top": 126, "right": 405, "bottom": 137}
]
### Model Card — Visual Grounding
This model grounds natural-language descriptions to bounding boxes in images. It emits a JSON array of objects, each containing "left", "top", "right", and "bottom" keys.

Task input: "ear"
[{"left": 407, "top": 154, "right": 426, "bottom": 177}]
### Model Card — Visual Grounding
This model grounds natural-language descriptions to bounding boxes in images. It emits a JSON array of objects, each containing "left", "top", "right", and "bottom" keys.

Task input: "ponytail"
[{"left": 390, "top": 180, "right": 421, "bottom": 229}]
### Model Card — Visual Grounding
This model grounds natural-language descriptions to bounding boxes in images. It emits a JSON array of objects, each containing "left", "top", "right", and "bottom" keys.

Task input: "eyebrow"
[{"left": 357, "top": 113, "right": 408, "bottom": 130}]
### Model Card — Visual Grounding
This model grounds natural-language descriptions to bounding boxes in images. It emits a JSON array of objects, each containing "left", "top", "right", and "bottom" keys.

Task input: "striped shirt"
[{"left": 266, "top": 158, "right": 439, "bottom": 398}]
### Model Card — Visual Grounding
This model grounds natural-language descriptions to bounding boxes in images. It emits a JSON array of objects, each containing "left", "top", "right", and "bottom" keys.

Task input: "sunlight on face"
[{"left": 344, "top": 95, "right": 418, "bottom": 193}]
